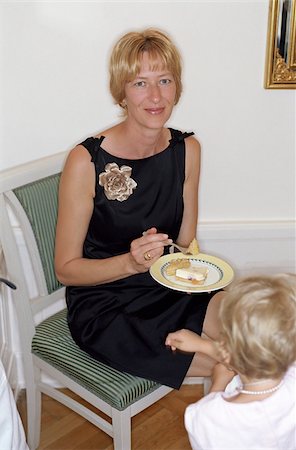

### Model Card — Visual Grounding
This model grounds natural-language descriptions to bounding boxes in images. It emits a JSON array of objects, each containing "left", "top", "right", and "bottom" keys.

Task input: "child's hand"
[{"left": 165, "top": 329, "right": 203, "bottom": 352}]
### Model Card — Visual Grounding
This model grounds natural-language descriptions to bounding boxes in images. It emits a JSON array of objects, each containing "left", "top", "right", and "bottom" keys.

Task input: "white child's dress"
[{"left": 185, "top": 364, "right": 296, "bottom": 450}]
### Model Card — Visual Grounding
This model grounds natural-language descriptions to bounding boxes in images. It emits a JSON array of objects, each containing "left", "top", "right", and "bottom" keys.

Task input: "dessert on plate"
[
  {"left": 165, "top": 255, "right": 208, "bottom": 286},
  {"left": 175, "top": 265, "right": 208, "bottom": 285},
  {"left": 164, "top": 238, "right": 208, "bottom": 285},
  {"left": 165, "top": 258, "right": 190, "bottom": 276}
]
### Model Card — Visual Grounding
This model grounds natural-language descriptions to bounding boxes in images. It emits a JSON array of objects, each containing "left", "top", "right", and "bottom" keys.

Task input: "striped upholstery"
[
  {"left": 32, "top": 309, "right": 160, "bottom": 410},
  {"left": 13, "top": 174, "right": 62, "bottom": 294}
]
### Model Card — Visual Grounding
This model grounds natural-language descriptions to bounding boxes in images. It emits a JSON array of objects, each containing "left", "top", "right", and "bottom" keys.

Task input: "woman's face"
[{"left": 124, "top": 52, "right": 176, "bottom": 131}]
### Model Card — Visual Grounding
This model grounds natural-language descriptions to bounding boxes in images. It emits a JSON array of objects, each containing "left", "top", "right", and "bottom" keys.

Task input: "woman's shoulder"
[
  {"left": 169, "top": 128, "right": 200, "bottom": 153},
  {"left": 170, "top": 127, "right": 194, "bottom": 140},
  {"left": 73, "top": 124, "right": 116, "bottom": 154},
  {"left": 66, "top": 142, "right": 93, "bottom": 164},
  {"left": 61, "top": 141, "right": 96, "bottom": 183},
  {"left": 185, "top": 135, "right": 201, "bottom": 153},
  {"left": 67, "top": 131, "right": 108, "bottom": 166}
]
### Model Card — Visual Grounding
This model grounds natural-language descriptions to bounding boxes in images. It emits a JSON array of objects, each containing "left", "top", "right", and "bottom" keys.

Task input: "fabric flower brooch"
[{"left": 99, "top": 163, "right": 137, "bottom": 202}]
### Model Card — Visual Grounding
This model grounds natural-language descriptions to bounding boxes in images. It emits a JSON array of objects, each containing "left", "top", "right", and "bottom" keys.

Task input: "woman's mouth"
[{"left": 145, "top": 107, "right": 165, "bottom": 115}]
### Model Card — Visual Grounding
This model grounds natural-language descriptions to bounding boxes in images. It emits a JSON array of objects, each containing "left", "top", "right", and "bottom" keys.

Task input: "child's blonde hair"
[
  {"left": 109, "top": 28, "right": 182, "bottom": 108},
  {"left": 219, "top": 274, "right": 296, "bottom": 379}
]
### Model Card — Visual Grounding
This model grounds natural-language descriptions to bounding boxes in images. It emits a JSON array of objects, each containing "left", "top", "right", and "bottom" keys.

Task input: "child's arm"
[
  {"left": 165, "top": 329, "right": 220, "bottom": 361},
  {"left": 209, "top": 362, "right": 236, "bottom": 392}
]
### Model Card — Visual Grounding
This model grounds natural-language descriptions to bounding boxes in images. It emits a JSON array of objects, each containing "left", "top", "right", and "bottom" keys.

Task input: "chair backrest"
[
  {"left": 0, "top": 153, "right": 67, "bottom": 364},
  {"left": 13, "top": 174, "right": 62, "bottom": 295}
]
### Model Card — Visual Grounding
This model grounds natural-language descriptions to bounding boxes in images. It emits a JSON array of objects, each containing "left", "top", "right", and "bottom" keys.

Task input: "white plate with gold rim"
[{"left": 149, "top": 252, "right": 234, "bottom": 293}]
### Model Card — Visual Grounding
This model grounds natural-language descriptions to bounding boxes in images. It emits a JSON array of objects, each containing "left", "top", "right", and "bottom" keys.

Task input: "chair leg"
[
  {"left": 112, "top": 406, "right": 132, "bottom": 450},
  {"left": 26, "top": 369, "right": 42, "bottom": 450}
]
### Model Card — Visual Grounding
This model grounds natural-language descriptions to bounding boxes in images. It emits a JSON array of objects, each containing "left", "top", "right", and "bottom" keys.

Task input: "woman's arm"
[
  {"left": 176, "top": 136, "right": 201, "bottom": 247},
  {"left": 54, "top": 146, "right": 171, "bottom": 286}
]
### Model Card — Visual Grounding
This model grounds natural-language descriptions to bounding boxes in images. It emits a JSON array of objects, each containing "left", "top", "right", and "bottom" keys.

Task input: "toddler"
[{"left": 166, "top": 274, "right": 296, "bottom": 450}]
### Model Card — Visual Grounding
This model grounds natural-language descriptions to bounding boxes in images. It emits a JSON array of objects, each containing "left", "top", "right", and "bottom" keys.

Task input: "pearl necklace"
[{"left": 237, "top": 380, "right": 284, "bottom": 395}]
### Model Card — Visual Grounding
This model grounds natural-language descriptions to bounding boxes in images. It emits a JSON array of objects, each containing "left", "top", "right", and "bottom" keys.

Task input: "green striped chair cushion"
[
  {"left": 32, "top": 309, "right": 160, "bottom": 410},
  {"left": 13, "top": 174, "right": 62, "bottom": 294}
]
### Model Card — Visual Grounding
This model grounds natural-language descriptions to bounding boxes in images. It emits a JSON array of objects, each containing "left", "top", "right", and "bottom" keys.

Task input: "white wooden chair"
[{"left": 0, "top": 153, "right": 208, "bottom": 450}]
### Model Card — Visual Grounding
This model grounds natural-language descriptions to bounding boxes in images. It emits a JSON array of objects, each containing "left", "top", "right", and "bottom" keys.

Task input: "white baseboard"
[{"left": 198, "top": 220, "right": 295, "bottom": 277}]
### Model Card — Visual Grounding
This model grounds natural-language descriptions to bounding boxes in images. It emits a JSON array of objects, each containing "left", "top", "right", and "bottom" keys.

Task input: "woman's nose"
[{"left": 148, "top": 84, "right": 161, "bottom": 103}]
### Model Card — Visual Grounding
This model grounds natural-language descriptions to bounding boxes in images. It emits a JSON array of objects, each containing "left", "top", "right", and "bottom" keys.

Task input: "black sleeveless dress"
[{"left": 66, "top": 128, "right": 213, "bottom": 389}]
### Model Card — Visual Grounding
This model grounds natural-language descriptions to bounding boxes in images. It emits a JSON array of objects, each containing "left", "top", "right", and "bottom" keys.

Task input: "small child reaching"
[{"left": 165, "top": 274, "right": 296, "bottom": 450}]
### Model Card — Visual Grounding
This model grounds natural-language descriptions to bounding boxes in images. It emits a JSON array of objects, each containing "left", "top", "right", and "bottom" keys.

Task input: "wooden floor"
[{"left": 18, "top": 384, "right": 203, "bottom": 450}]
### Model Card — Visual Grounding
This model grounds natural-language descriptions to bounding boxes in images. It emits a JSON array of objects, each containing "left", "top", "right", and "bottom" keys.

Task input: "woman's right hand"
[{"left": 129, "top": 227, "right": 172, "bottom": 272}]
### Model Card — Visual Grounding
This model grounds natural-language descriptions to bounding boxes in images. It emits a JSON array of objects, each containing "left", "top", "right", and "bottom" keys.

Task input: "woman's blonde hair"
[
  {"left": 218, "top": 274, "right": 296, "bottom": 379},
  {"left": 109, "top": 28, "right": 182, "bottom": 108}
]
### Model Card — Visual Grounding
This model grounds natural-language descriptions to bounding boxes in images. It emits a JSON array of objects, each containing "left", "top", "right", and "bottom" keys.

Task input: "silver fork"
[{"left": 142, "top": 230, "right": 190, "bottom": 255}]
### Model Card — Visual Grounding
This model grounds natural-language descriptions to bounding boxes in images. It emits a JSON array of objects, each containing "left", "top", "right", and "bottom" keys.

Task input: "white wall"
[
  {"left": 0, "top": 1, "right": 295, "bottom": 388},
  {"left": 0, "top": 0, "right": 295, "bottom": 225}
]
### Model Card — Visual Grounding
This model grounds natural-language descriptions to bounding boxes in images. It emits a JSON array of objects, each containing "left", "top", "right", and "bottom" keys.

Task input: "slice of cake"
[
  {"left": 187, "top": 238, "right": 199, "bottom": 255},
  {"left": 175, "top": 266, "right": 208, "bottom": 285},
  {"left": 165, "top": 258, "right": 191, "bottom": 276}
]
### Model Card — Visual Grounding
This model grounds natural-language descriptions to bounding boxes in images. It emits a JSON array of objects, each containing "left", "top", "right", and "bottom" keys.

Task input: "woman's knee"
[{"left": 202, "top": 291, "right": 224, "bottom": 340}]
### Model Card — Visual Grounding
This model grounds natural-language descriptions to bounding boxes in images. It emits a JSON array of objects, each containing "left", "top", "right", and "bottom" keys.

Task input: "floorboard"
[{"left": 17, "top": 384, "right": 203, "bottom": 450}]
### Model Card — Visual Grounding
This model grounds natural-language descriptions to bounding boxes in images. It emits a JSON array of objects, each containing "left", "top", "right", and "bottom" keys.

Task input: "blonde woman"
[
  {"left": 166, "top": 274, "right": 296, "bottom": 449},
  {"left": 55, "top": 28, "right": 223, "bottom": 389}
]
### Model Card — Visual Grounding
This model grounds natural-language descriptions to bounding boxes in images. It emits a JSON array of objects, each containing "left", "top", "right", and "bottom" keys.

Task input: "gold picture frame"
[{"left": 265, "top": 0, "right": 296, "bottom": 89}]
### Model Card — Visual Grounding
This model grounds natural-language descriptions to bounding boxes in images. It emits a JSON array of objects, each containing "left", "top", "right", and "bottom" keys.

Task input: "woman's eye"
[
  {"left": 134, "top": 81, "right": 146, "bottom": 87},
  {"left": 159, "top": 79, "right": 171, "bottom": 85}
]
